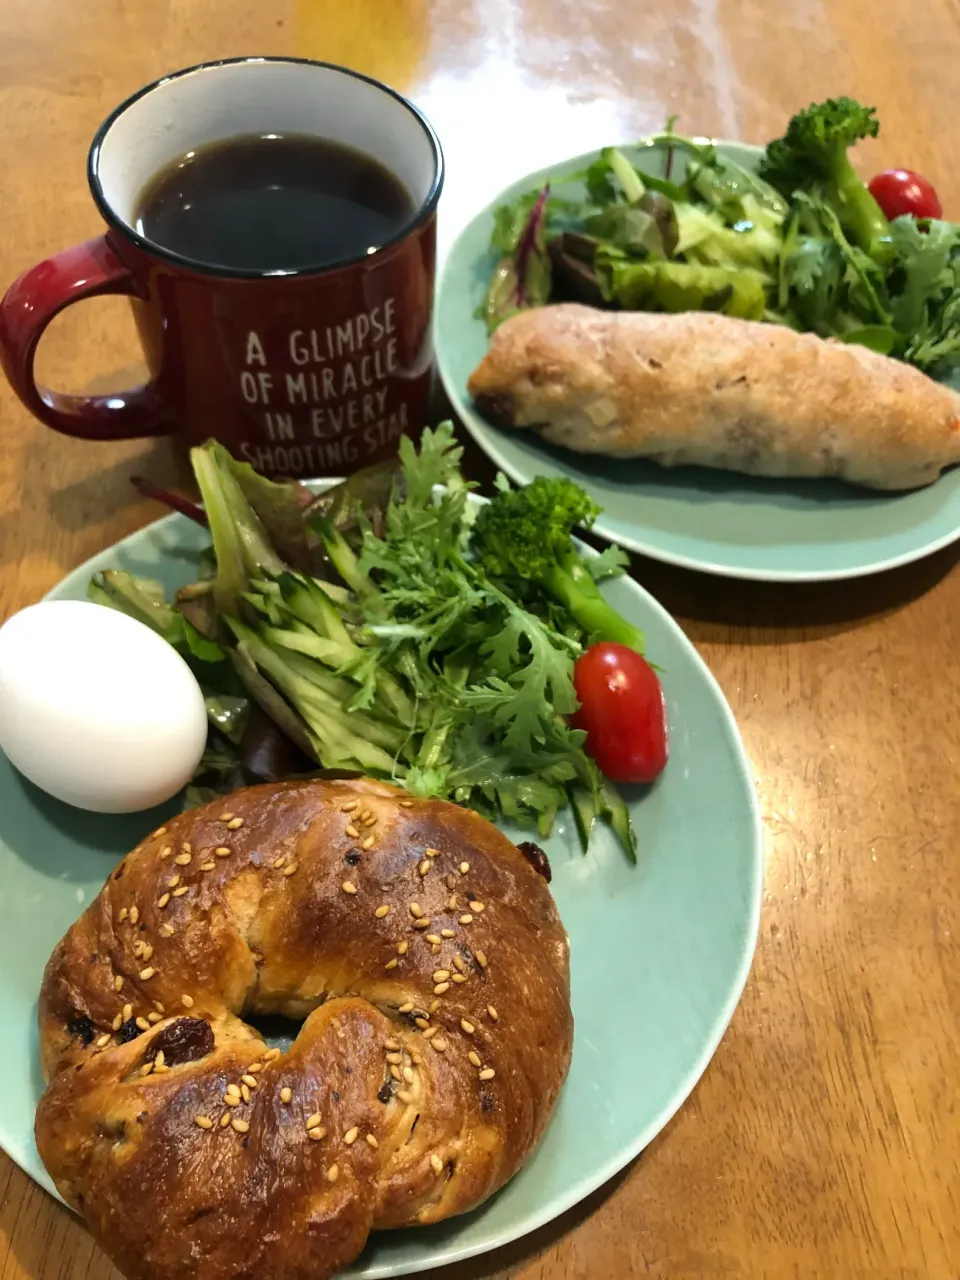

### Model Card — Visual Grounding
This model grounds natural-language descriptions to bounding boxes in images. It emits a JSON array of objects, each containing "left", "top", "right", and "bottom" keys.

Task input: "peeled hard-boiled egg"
[{"left": 0, "top": 600, "right": 207, "bottom": 813}]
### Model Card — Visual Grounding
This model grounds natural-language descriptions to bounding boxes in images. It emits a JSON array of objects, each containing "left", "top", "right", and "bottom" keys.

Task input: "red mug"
[{"left": 0, "top": 57, "right": 443, "bottom": 478}]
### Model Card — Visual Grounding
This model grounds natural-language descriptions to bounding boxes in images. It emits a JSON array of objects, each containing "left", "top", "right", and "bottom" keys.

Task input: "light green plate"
[
  {"left": 0, "top": 503, "right": 761, "bottom": 1277},
  {"left": 436, "top": 142, "right": 960, "bottom": 582}
]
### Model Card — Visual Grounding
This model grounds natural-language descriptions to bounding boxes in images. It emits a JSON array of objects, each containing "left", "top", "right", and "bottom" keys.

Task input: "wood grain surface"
[{"left": 1, "top": 0, "right": 959, "bottom": 1276}]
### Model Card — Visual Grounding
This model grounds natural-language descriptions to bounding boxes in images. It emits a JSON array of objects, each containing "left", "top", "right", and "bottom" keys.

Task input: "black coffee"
[{"left": 134, "top": 133, "right": 415, "bottom": 272}]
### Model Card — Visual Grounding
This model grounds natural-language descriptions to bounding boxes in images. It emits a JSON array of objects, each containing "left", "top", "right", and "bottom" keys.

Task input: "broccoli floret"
[
  {"left": 471, "top": 477, "right": 645, "bottom": 652},
  {"left": 759, "top": 97, "right": 888, "bottom": 249}
]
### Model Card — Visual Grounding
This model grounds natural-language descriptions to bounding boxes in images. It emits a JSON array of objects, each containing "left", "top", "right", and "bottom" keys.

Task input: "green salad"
[
  {"left": 90, "top": 426, "right": 648, "bottom": 862},
  {"left": 483, "top": 97, "right": 960, "bottom": 376}
]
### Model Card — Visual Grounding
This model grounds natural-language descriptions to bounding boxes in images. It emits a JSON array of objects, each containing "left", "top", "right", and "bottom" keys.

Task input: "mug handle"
[{"left": 0, "top": 235, "right": 173, "bottom": 440}]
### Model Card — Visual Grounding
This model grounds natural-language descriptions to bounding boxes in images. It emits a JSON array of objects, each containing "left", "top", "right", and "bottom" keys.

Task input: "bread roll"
[{"left": 468, "top": 303, "right": 960, "bottom": 489}]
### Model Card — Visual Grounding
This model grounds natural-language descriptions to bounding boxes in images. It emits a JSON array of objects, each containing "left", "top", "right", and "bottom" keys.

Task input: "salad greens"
[
  {"left": 90, "top": 427, "right": 644, "bottom": 862},
  {"left": 483, "top": 96, "right": 960, "bottom": 378}
]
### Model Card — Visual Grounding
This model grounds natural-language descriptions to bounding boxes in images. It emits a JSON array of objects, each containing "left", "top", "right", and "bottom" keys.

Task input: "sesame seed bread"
[
  {"left": 36, "top": 779, "right": 572, "bottom": 1280},
  {"left": 467, "top": 303, "right": 960, "bottom": 490}
]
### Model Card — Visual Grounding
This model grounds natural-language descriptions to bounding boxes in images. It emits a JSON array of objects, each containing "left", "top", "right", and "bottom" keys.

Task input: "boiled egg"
[{"left": 0, "top": 600, "right": 207, "bottom": 812}]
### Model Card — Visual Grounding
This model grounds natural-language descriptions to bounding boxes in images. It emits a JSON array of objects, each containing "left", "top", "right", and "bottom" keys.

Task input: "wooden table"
[{"left": 2, "top": 0, "right": 959, "bottom": 1275}]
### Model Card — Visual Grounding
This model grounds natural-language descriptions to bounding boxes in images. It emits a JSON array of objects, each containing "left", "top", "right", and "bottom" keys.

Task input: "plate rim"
[
  {"left": 435, "top": 140, "right": 960, "bottom": 583},
  {"left": 3, "top": 497, "right": 764, "bottom": 1277}
]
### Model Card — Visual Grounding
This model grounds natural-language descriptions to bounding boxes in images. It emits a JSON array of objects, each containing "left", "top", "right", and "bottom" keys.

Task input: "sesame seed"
[
  {"left": 397, "top": 941, "right": 409, "bottom": 956},
  {"left": 166, "top": 874, "right": 181, "bottom": 889},
  {"left": 96, "top": 1033, "right": 111, "bottom": 1048},
  {"left": 459, "top": 862, "right": 470, "bottom": 875},
  {"left": 396, "top": 1090, "right": 414, "bottom": 1104},
  {"left": 434, "top": 982, "right": 451, "bottom": 995},
  {"left": 148, "top": 1011, "right": 162, "bottom": 1024},
  {"left": 154, "top": 1001, "right": 165, "bottom": 1013},
  {"left": 172, "top": 887, "right": 189, "bottom": 898},
  {"left": 182, "top": 843, "right": 192, "bottom": 854},
  {"left": 453, "top": 956, "right": 466, "bottom": 973},
  {"left": 445, "top": 875, "right": 457, "bottom": 891},
  {"left": 272, "top": 855, "right": 287, "bottom": 869},
  {"left": 403, "top": 1066, "right": 415, "bottom": 1083},
  {"left": 452, "top": 974, "right": 468, "bottom": 984},
  {"left": 342, "top": 881, "right": 358, "bottom": 895},
  {"left": 475, "top": 950, "right": 488, "bottom": 968},
  {"left": 141, "top": 944, "right": 154, "bottom": 962},
  {"left": 398, "top": 1002, "right": 414, "bottom": 1014},
  {"left": 385, "top": 1036, "right": 401, "bottom": 1049},
  {"left": 345, "top": 824, "right": 360, "bottom": 839},
  {"left": 219, "top": 813, "right": 233, "bottom": 822},
  {"left": 181, "top": 994, "right": 194, "bottom": 1008},
  {"left": 220, "top": 1112, "right": 231, "bottom": 1128},
  {"left": 308, "top": 1127, "right": 326, "bottom": 1141},
  {"left": 139, "top": 1062, "right": 154, "bottom": 1077},
  {"left": 441, "top": 929, "right": 455, "bottom": 939},
  {"left": 157, "top": 893, "right": 171, "bottom": 908},
  {"left": 433, "top": 970, "right": 451, "bottom": 982},
  {"left": 418, "top": 860, "right": 431, "bottom": 877},
  {"left": 375, "top": 905, "right": 390, "bottom": 919},
  {"left": 409, "top": 903, "right": 424, "bottom": 918},
  {"left": 153, "top": 827, "right": 167, "bottom": 839},
  {"left": 133, "top": 941, "right": 145, "bottom": 958},
  {"left": 415, "top": 1018, "right": 431, "bottom": 1032},
  {"left": 122, "top": 1003, "right": 133, "bottom": 1020},
  {"left": 241, "top": 1084, "right": 251, "bottom": 1103},
  {"left": 386, "top": 1052, "right": 403, "bottom": 1065},
  {"left": 263, "top": 1048, "right": 282, "bottom": 1061},
  {"left": 362, "top": 835, "right": 375, "bottom": 850},
  {"left": 113, "top": 975, "right": 124, "bottom": 992},
  {"left": 175, "top": 852, "right": 192, "bottom": 866},
  {"left": 159, "top": 847, "right": 172, "bottom": 860},
  {"left": 232, "top": 1118, "right": 250, "bottom": 1134},
  {"left": 425, "top": 934, "right": 442, "bottom": 945},
  {"left": 479, "top": 1068, "right": 496, "bottom": 1081},
  {"left": 422, "top": 1026, "right": 438, "bottom": 1039},
  {"left": 129, "top": 906, "right": 140, "bottom": 925},
  {"left": 215, "top": 846, "right": 231, "bottom": 858},
  {"left": 429, "top": 1000, "right": 441, "bottom": 1014},
  {"left": 112, "top": 1014, "right": 122, "bottom": 1031},
  {"left": 326, "top": 1164, "right": 339, "bottom": 1183},
  {"left": 430, "top": 1154, "right": 443, "bottom": 1174},
  {"left": 469, "top": 901, "right": 485, "bottom": 913},
  {"left": 280, "top": 1087, "right": 292, "bottom": 1103},
  {"left": 344, "top": 1127, "right": 359, "bottom": 1145},
  {"left": 225, "top": 1084, "right": 241, "bottom": 1098},
  {"left": 468, "top": 1051, "right": 482, "bottom": 1068},
  {"left": 224, "top": 1094, "right": 240, "bottom": 1107},
  {"left": 118, "top": 907, "right": 128, "bottom": 922},
  {"left": 139, "top": 967, "right": 156, "bottom": 981},
  {"left": 248, "top": 1062, "right": 262, "bottom": 1073},
  {"left": 366, "top": 1133, "right": 379, "bottom": 1149},
  {"left": 159, "top": 924, "right": 175, "bottom": 937},
  {"left": 412, "top": 918, "right": 431, "bottom": 930},
  {"left": 400, "top": 799, "right": 414, "bottom": 808},
  {"left": 447, "top": 896, "right": 458, "bottom": 911},
  {"left": 341, "top": 801, "right": 359, "bottom": 813},
  {"left": 283, "top": 863, "right": 298, "bottom": 877},
  {"left": 195, "top": 1115, "right": 213, "bottom": 1129},
  {"left": 459, "top": 914, "right": 474, "bottom": 925},
  {"left": 199, "top": 860, "right": 216, "bottom": 872},
  {"left": 487, "top": 1004, "right": 499, "bottom": 1022},
  {"left": 155, "top": 1050, "right": 165, "bottom": 1068},
  {"left": 461, "top": 1019, "right": 475, "bottom": 1034},
  {"left": 306, "top": 1112, "right": 323, "bottom": 1130},
  {"left": 242, "top": 1074, "right": 257, "bottom": 1088},
  {"left": 363, "top": 815, "right": 377, "bottom": 828},
  {"left": 384, "top": 958, "right": 398, "bottom": 971}
]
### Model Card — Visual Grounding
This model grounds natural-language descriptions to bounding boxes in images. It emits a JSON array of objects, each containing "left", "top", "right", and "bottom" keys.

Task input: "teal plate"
[
  {"left": 436, "top": 142, "right": 960, "bottom": 582},
  {"left": 0, "top": 504, "right": 761, "bottom": 1277}
]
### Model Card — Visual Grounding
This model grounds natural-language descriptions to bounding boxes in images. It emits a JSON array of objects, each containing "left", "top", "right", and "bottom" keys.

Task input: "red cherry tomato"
[
  {"left": 572, "top": 643, "right": 668, "bottom": 784},
  {"left": 868, "top": 169, "right": 943, "bottom": 221}
]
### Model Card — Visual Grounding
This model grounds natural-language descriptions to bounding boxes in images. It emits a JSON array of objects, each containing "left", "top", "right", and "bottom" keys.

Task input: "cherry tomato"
[
  {"left": 572, "top": 643, "right": 668, "bottom": 784},
  {"left": 868, "top": 169, "right": 943, "bottom": 221}
]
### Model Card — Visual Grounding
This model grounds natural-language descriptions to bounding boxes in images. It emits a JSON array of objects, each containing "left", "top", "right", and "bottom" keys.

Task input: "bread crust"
[
  {"left": 36, "top": 779, "right": 572, "bottom": 1280},
  {"left": 468, "top": 304, "right": 960, "bottom": 490}
]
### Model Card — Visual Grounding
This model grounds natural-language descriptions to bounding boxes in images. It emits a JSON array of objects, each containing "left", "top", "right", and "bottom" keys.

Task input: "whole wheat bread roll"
[{"left": 468, "top": 303, "right": 960, "bottom": 490}]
